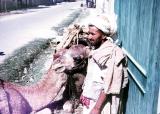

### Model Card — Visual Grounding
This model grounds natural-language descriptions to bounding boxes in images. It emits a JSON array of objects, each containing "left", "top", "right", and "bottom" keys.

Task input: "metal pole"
[
  {"left": 0, "top": 0, "right": 1, "bottom": 11},
  {"left": 4, "top": 0, "right": 7, "bottom": 12},
  {"left": 26, "top": 0, "right": 27, "bottom": 8}
]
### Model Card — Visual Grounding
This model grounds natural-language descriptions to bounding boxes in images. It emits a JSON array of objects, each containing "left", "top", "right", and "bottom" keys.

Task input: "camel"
[{"left": 0, "top": 44, "right": 89, "bottom": 114}]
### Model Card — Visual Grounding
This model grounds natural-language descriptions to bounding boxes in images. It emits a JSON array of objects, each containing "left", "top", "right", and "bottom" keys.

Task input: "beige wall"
[{"left": 95, "top": 0, "right": 115, "bottom": 15}]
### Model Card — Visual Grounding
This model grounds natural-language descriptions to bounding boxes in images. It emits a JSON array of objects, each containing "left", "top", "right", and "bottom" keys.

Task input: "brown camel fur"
[{"left": 0, "top": 44, "right": 89, "bottom": 114}]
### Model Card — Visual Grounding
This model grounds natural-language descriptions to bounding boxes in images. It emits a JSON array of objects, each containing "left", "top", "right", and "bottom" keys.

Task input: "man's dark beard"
[{"left": 90, "top": 39, "right": 102, "bottom": 50}]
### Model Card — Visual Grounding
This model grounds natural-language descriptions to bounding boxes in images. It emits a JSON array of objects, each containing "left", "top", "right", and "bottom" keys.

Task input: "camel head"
[{"left": 52, "top": 44, "right": 89, "bottom": 74}]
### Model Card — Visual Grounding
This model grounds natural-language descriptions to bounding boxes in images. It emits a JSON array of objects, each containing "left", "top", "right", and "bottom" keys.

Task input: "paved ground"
[{"left": 0, "top": 1, "right": 83, "bottom": 63}]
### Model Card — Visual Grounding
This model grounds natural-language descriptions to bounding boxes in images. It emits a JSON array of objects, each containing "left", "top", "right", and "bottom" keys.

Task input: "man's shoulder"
[
  {"left": 91, "top": 41, "right": 117, "bottom": 61},
  {"left": 91, "top": 40, "right": 124, "bottom": 59},
  {"left": 100, "top": 40, "right": 122, "bottom": 53},
  {"left": 101, "top": 40, "right": 125, "bottom": 63}
]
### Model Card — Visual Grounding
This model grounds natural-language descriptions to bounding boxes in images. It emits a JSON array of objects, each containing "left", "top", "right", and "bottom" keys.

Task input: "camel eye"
[
  {"left": 73, "top": 56, "right": 82, "bottom": 64},
  {"left": 55, "top": 66, "right": 65, "bottom": 73}
]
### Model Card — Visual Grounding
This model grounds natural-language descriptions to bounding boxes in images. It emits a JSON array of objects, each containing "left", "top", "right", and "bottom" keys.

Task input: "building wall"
[
  {"left": 0, "top": 0, "right": 60, "bottom": 12},
  {"left": 0, "top": 0, "right": 16, "bottom": 11},
  {"left": 115, "top": 0, "right": 160, "bottom": 114}
]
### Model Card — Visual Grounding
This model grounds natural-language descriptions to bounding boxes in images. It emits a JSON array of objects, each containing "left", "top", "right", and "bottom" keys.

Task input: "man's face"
[{"left": 87, "top": 26, "right": 103, "bottom": 48}]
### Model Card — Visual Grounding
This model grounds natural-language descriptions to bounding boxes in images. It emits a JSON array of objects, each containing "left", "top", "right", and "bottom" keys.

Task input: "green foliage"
[{"left": 0, "top": 39, "right": 50, "bottom": 82}]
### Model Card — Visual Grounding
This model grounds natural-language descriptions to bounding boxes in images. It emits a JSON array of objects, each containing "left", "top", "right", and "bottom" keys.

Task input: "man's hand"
[
  {"left": 90, "top": 107, "right": 101, "bottom": 114},
  {"left": 89, "top": 90, "right": 107, "bottom": 114}
]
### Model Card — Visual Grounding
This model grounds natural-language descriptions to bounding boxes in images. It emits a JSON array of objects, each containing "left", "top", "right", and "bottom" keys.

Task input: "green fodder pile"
[{"left": 0, "top": 39, "right": 51, "bottom": 84}]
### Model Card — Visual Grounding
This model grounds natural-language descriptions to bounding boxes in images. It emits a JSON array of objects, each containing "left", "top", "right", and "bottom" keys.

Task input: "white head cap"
[{"left": 88, "top": 14, "right": 117, "bottom": 36}]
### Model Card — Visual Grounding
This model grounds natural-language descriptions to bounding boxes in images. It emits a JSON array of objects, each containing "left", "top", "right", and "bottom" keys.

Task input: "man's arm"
[{"left": 90, "top": 90, "right": 107, "bottom": 114}]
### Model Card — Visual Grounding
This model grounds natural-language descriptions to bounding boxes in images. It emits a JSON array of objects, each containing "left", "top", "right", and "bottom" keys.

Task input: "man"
[{"left": 80, "top": 15, "right": 128, "bottom": 114}]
